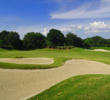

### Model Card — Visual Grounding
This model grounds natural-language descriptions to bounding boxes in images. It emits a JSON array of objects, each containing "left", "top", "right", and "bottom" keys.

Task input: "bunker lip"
[
  {"left": 1, "top": 59, "right": 110, "bottom": 100},
  {"left": 0, "top": 58, "right": 54, "bottom": 64},
  {"left": 85, "top": 49, "right": 110, "bottom": 52}
]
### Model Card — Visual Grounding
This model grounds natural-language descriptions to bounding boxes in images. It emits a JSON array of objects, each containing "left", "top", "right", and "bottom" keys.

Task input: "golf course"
[
  {"left": 0, "top": 47, "right": 110, "bottom": 100},
  {"left": 1, "top": 0, "right": 110, "bottom": 99}
]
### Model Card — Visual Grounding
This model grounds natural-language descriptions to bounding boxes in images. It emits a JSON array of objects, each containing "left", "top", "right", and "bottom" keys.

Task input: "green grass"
[
  {"left": 0, "top": 47, "right": 110, "bottom": 69},
  {"left": 90, "top": 47, "right": 110, "bottom": 51},
  {"left": 28, "top": 74, "right": 110, "bottom": 100},
  {"left": 1, "top": 48, "right": 110, "bottom": 99}
]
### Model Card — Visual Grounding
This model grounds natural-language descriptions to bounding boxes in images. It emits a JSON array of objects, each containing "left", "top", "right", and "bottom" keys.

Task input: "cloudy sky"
[{"left": 0, "top": 0, "right": 110, "bottom": 39}]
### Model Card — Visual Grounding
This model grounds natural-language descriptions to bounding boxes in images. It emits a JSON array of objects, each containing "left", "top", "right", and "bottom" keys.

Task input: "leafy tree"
[
  {"left": 47, "top": 29, "right": 65, "bottom": 47},
  {"left": 23, "top": 32, "right": 45, "bottom": 49},
  {"left": 35, "top": 32, "right": 46, "bottom": 48},
  {"left": 8, "top": 31, "right": 22, "bottom": 49},
  {"left": 84, "top": 36, "right": 108, "bottom": 47},
  {"left": 76, "top": 37, "right": 84, "bottom": 47},
  {"left": 23, "top": 32, "right": 37, "bottom": 49},
  {"left": 0, "top": 30, "right": 22, "bottom": 49},
  {"left": 65, "top": 33, "right": 83, "bottom": 47},
  {"left": 0, "top": 30, "right": 9, "bottom": 48},
  {"left": 106, "top": 39, "right": 110, "bottom": 47}
]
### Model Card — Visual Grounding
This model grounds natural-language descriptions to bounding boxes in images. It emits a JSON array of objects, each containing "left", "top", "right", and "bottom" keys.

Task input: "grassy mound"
[{"left": 28, "top": 74, "right": 110, "bottom": 100}]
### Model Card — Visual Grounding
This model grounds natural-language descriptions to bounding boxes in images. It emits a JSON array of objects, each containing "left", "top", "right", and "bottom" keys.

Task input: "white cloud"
[
  {"left": 84, "top": 21, "right": 110, "bottom": 33},
  {"left": 50, "top": 0, "right": 110, "bottom": 19},
  {"left": 14, "top": 24, "right": 83, "bottom": 39},
  {"left": 15, "top": 25, "right": 43, "bottom": 39},
  {"left": 42, "top": 28, "right": 49, "bottom": 36},
  {"left": 5, "top": 21, "right": 110, "bottom": 39},
  {"left": 77, "top": 25, "right": 83, "bottom": 29},
  {"left": 59, "top": 24, "right": 82, "bottom": 33},
  {"left": 102, "top": 0, "right": 110, "bottom": 3}
]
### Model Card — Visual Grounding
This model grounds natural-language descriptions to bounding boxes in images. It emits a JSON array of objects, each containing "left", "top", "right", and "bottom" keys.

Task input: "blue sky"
[{"left": 0, "top": 0, "right": 110, "bottom": 39}]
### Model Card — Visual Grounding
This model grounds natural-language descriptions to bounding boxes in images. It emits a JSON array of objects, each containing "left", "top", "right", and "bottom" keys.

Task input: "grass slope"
[
  {"left": 28, "top": 74, "right": 110, "bottom": 100},
  {"left": 0, "top": 47, "right": 110, "bottom": 69}
]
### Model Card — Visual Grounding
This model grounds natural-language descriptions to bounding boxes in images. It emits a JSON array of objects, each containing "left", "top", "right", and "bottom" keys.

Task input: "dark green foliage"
[
  {"left": 84, "top": 36, "right": 110, "bottom": 47},
  {"left": 0, "top": 29, "right": 110, "bottom": 50},
  {"left": 106, "top": 39, "right": 110, "bottom": 47},
  {"left": 0, "top": 30, "right": 22, "bottom": 49},
  {"left": 55, "top": 46, "right": 74, "bottom": 49},
  {"left": 8, "top": 31, "right": 22, "bottom": 49},
  {"left": 65, "top": 33, "right": 84, "bottom": 47},
  {"left": 47, "top": 29, "right": 65, "bottom": 48},
  {"left": 23, "top": 32, "right": 37, "bottom": 49},
  {"left": 23, "top": 32, "right": 46, "bottom": 49},
  {"left": 35, "top": 32, "right": 46, "bottom": 48}
]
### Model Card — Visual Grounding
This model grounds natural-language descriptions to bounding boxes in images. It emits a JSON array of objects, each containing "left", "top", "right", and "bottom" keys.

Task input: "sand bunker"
[
  {"left": 86, "top": 49, "right": 110, "bottom": 52},
  {"left": 0, "top": 58, "right": 54, "bottom": 64},
  {"left": 1, "top": 59, "right": 110, "bottom": 100}
]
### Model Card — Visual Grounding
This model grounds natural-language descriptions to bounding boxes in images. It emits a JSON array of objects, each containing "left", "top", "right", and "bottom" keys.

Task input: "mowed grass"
[
  {"left": 0, "top": 47, "right": 110, "bottom": 69},
  {"left": 28, "top": 74, "right": 110, "bottom": 100},
  {"left": 90, "top": 47, "right": 110, "bottom": 50}
]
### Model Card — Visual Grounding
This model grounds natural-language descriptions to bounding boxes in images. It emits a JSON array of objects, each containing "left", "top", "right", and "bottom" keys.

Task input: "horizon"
[{"left": 0, "top": 0, "right": 110, "bottom": 39}]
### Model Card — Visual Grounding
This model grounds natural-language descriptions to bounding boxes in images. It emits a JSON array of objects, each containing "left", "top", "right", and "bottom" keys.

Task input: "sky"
[{"left": 0, "top": 0, "right": 110, "bottom": 39}]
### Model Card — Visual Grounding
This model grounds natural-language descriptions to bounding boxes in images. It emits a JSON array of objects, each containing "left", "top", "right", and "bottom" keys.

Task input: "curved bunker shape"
[{"left": 1, "top": 59, "right": 110, "bottom": 100}]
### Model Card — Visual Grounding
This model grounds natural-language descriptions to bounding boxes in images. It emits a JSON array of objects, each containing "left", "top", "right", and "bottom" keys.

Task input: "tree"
[
  {"left": 106, "top": 39, "right": 110, "bottom": 47},
  {"left": 23, "top": 32, "right": 45, "bottom": 49},
  {"left": 84, "top": 36, "right": 108, "bottom": 47},
  {"left": 65, "top": 32, "right": 84, "bottom": 47},
  {"left": 47, "top": 29, "right": 65, "bottom": 47},
  {"left": 35, "top": 32, "right": 46, "bottom": 48},
  {"left": 0, "top": 30, "right": 9, "bottom": 49},
  {"left": 0, "top": 30, "right": 22, "bottom": 49},
  {"left": 8, "top": 31, "right": 22, "bottom": 49},
  {"left": 75, "top": 37, "right": 84, "bottom": 47}
]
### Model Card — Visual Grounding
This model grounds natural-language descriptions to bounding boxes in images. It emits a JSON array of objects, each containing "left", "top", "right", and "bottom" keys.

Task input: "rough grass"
[
  {"left": 0, "top": 47, "right": 110, "bottom": 69},
  {"left": 28, "top": 74, "right": 110, "bottom": 100}
]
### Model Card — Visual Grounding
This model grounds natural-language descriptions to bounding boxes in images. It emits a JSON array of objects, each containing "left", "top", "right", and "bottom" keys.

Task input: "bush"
[{"left": 55, "top": 46, "right": 74, "bottom": 49}]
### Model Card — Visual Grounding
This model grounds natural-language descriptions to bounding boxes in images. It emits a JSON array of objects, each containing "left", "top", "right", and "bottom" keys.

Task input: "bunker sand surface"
[
  {"left": 86, "top": 49, "right": 110, "bottom": 52},
  {"left": 0, "top": 58, "right": 54, "bottom": 64},
  {"left": 1, "top": 59, "right": 110, "bottom": 100}
]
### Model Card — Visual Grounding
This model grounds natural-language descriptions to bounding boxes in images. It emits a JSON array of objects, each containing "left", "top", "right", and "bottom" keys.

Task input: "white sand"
[
  {"left": 0, "top": 58, "right": 54, "bottom": 64},
  {"left": 86, "top": 49, "right": 110, "bottom": 52},
  {"left": 1, "top": 59, "right": 110, "bottom": 100}
]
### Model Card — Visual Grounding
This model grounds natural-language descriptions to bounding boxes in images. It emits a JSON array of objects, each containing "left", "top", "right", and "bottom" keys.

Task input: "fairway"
[{"left": 0, "top": 48, "right": 110, "bottom": 69}]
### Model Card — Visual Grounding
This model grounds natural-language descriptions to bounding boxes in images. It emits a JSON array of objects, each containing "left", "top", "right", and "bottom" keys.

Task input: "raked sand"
[{"left": 1, "top": 59, "right": 110, "bottom": 100}]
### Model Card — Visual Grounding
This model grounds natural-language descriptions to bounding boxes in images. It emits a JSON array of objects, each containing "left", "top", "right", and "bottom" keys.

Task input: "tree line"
[{"left": 0, "top": 29, "right": 110, "bottom": 50}]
